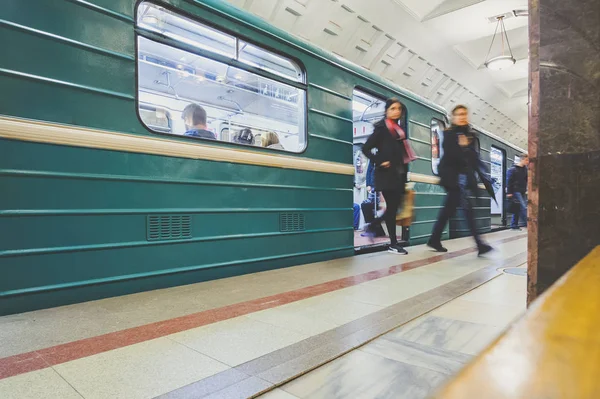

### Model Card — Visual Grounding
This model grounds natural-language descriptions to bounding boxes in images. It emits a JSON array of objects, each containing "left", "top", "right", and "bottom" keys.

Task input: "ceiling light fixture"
[
  {"left": 513, "top": 9, "right": 529, "bottom": 17},
  {"left": 484, "top": 16, "right": 516, "bottom": 71}
]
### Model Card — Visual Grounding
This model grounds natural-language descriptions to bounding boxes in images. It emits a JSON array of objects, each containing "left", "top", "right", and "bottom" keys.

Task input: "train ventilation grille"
[
  {"left": 147, "top": 215, "right": 192, "bottom": 241},
  {"left": 279, "top": 213, "right": 305, "bottom": 232}
]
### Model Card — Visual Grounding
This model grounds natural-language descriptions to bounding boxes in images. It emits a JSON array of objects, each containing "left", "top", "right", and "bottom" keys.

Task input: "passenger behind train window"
[
  {"left": 136, "top": 4, "right": 307, "bottom": 152},
  {"left": 264, "top": 131, "right": 284, "bottom": 150},
  {"left": 232, "top": 128, "right": 255, "bottom": 146},
  {"left": 182, "top": 104, "right": 216, "bottom": 140}
]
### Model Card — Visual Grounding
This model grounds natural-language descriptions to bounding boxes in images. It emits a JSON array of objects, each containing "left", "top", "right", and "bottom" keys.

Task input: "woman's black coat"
[{"left": 361, "top": 119, "right": 407, "bottom": 191}]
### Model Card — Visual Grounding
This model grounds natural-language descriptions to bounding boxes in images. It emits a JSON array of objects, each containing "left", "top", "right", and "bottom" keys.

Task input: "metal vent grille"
[
  {"left": 280, "top": 213, "right": 305, "bottom": 232},
  {"left": 147, "top": 215, "right": 192, "bottom": 241}
]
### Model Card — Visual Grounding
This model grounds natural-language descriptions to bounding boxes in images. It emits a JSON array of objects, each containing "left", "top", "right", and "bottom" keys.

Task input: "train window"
[
  {"left": 139, "top": 105, "right": 172, "bottom": 134},
  {"left": 238, "top": 41, "right": 304, "bottom": 82},
  {"left": 431, "top": 118, "right": 445, "bottom": 175},
  {"left": 136, "top": 2, "right": 307, "bottom": 153},
  {"left": 137, "top": 3, "right": 236, "bottom": 58}
]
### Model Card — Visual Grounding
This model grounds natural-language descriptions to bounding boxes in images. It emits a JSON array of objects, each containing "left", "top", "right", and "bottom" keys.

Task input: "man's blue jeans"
[{"left": 511, "top": 192, "right": 527, "bottom": 228}]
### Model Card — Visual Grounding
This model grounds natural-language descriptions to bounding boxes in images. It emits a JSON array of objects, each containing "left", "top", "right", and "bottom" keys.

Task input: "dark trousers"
[
  {"left": 510, "top": 192, "right": 527, "bottom": 228},
  {"left": 372, "top": 189, "right": 403, "bottom": 245},
  {"left": 353, "top": 203, "right": 360, "bottom": 230},
  {"left": 430, "top": 175, "right": 484, "bottom": 247}
]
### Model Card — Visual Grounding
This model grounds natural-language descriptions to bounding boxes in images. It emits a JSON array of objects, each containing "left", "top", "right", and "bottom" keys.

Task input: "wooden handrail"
[{"left": 430, "top": 246, "right": 600, "bottom": 399}]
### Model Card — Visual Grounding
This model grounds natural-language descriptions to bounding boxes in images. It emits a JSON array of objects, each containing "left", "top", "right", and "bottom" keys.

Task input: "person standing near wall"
[
  {"left": 428, "top": 105, "right": 493, "bottom": 256},
  {"left": 507, "top": 153, "right": 529, "bottom": 230}
]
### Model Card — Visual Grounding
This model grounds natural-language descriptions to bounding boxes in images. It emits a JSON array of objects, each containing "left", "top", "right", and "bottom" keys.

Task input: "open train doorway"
[
  {"left": 490, "top": 146, "right": 506, "bottom": 229},
  {"left": 352, "top": 89, "right": 405, "bottom": 252}
]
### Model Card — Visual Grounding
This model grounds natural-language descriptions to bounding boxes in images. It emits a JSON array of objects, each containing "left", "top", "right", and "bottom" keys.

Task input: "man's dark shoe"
[
  {"left": 427, "top": 240, "right": 448, "bottom": 253},
  {"left": 478, "top": 244, "right": 493, "bottom": 256}
]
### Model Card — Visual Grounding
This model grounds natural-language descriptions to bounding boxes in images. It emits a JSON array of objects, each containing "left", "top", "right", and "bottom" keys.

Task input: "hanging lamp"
[{"left": 484, "top": 16, "right": 516, "bottom": 70}]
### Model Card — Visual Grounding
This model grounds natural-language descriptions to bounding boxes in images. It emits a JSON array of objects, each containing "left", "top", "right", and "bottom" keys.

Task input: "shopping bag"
[{"left": 396, "top": 188, "right": 415, "bottom": 226}]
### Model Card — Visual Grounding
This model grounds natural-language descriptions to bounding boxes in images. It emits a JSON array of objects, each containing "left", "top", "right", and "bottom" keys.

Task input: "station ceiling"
[{"left": 226, "top": 0, "right": 529, "bottom": 148}]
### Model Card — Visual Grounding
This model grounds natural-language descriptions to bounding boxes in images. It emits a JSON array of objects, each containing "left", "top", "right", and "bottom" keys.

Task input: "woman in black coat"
[{"left": 362, "top": 98, "right": 416, "bottom": 254}]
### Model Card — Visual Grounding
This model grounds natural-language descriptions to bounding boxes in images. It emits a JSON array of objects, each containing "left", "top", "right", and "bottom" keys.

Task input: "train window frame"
[
  {"left": 430, "top": 118, "right": 445, "bottom": 176},
  {"left": 139, "top": 104, "right": 172, "bottom": 134},
  {"left": 134, "top": 1, "right": 308, "bottom": 153}
]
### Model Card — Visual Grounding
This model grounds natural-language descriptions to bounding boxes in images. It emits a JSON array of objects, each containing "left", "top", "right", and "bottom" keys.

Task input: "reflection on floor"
[
  {"left": 353, "top": 230, "right": 390, "bottom": 248},
  {"left": 265, "top": 268, "right": 527, "bottom": 399}
]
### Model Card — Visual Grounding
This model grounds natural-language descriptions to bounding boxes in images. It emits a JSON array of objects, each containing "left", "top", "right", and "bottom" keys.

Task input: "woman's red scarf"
[{"left": 385, "top": 119, "right": 417, "bottom": 164}]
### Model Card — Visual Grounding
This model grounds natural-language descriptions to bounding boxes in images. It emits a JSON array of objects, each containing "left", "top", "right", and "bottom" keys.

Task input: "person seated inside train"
[
  {"left": 182, "top": 103, "right": 216, "bottom": 140},
  {"left": 233, "top": 128, "right": 255, "bottom": 146},
  {"left": 263, "top": 131, "right": 284, "bottom": 150}
]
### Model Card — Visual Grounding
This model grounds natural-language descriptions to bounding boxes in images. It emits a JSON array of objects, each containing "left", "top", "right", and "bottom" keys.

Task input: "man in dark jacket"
[
  {"left": 507, "top": 153, "right": 529, "bottom": 230},
  {"left": 428, "top": 105, "right": 493, "bottom": 256},
  {"left": 182, "top": 103, "right": 216, "bottom": 140}
]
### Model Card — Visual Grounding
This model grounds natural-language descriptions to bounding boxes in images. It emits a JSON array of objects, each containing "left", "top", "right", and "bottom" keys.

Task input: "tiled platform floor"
[
  {"left": 266, "top": 269, "right": 526, "bottom": 399},
  {"left": 0, "top": 230, "right": 526, "bottom": 399}
]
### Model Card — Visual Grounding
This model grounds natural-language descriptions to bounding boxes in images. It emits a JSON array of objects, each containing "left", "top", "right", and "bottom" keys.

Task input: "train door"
[
  {"left": 352, "top": 89, "right": 403, "bottom": 251},
  {"left": 490, "top": 146, "right": 506, "bottom": 229}
]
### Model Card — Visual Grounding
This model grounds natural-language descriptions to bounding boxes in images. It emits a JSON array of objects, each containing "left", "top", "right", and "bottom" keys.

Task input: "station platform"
[{"left": 0, "top": 230, "right": 527, "bottom": 399}]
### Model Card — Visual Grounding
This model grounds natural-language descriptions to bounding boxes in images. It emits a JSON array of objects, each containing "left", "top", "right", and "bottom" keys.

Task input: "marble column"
[{"left": 527, "top": 0, "right": 600, "bottom": 304}]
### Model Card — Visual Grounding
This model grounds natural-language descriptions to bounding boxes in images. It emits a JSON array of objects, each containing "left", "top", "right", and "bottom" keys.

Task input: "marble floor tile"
[
  {"left": 53, "top": 337, "right": 229, "bottom": 399},
  {"left": 281, "top": 349, "right": 448, "bottom": 399},
  {"left": 360, "top": 336, "right": 473, "bottom": 375},
  {"left": 387, "top": 315, "right": 505, "bottom": 356},
  {"left": 429, "top": 298, "right": 525, "bottom": 327},
  {"left": 0, "top": 368, "right": 83, "bottom": 399},
  {"left": 258, "top": 388, "right": 301, "bottom": 398},
  {"left": 168, "top": 316, "right": 308, "bottom": 366}
]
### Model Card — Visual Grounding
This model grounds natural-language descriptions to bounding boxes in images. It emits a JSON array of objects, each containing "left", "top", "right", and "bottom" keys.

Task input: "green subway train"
[{"left": 0, "top": 0, "right": 525, "bottom": 315}]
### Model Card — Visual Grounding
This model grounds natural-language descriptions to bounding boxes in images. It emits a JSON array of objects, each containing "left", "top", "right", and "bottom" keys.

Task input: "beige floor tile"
[
  {"left": 459, "top": 274, "right": 526, "bottom": 307},
  {"left": 0, "top": 368, "right": 83, "bottom": 399},
  {"left": 326, "top": 271, "right": 455, "bottom": 307},
  {"left": 54, "top": 337, "right": 229, "bottom": 399},
  {"left": 430, "top": 298, "right": 525, "bottom": 327},
  {"left": 168, "top": 316, "right": 308, "bottom": 366},
  {"left": 246, "top": 307, "right": 339, "bottom": 336},
  {"left": 277, "top": 293, "right": 384, "bottom": 326}
]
